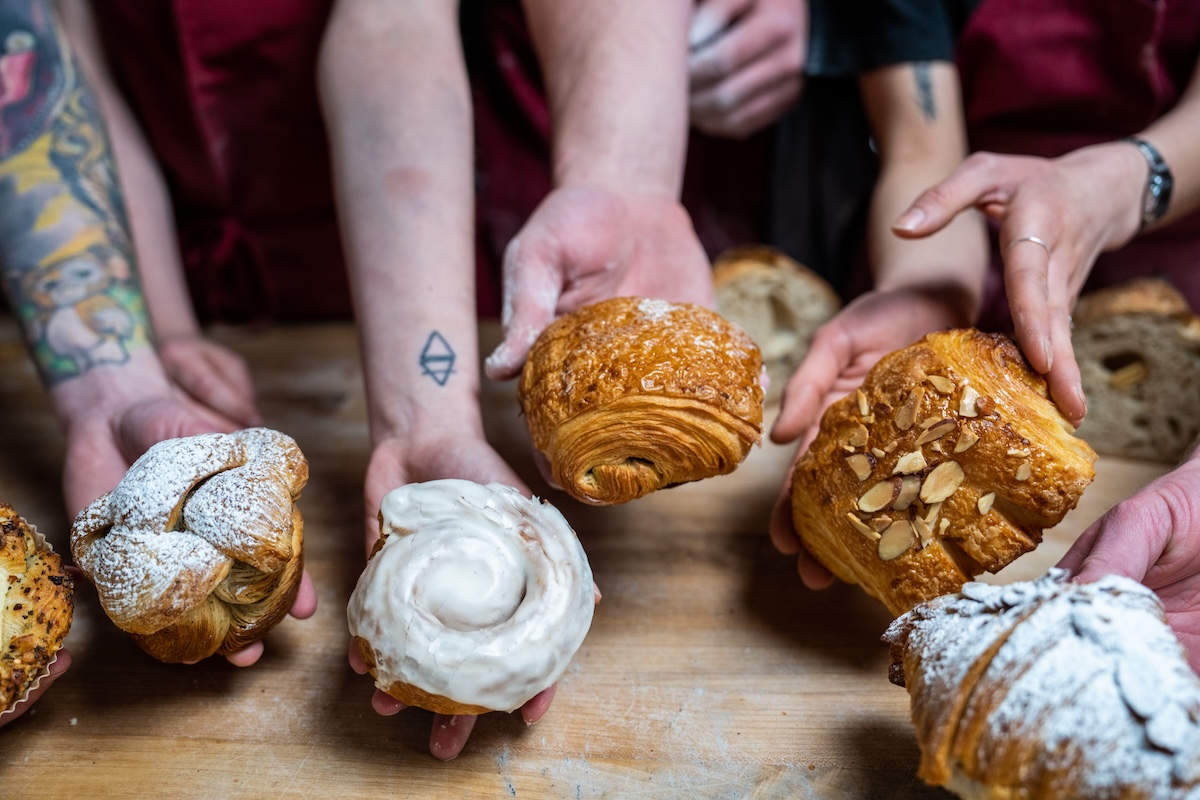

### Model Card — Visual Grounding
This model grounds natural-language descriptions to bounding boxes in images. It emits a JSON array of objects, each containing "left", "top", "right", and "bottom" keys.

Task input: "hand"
[
  {"left": 891, "top": 144, "right": 1148, "bottom": 426},
  {"left": 688, "top": 0, "right": 807, "bottom": 138},
  {"left": 1057, "top": 456, "right": 1200, "bottom": 672},
  {"left": 158, "top": 334, "right": 263, "bottom": 429},
  {"left": 0, "top": 648, "right": 71, "bottom": 729},
  {"left": 484, "top": 184, "right": 713, "bottom": 381},
  {"left": 767, "top": 287, "right": 969, "bottom": 587}
]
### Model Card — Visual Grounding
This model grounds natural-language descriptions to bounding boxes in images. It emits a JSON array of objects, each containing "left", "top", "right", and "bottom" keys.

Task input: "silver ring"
[{"left": 1005, "top": 235, "right": 1051, "bottom": 256}]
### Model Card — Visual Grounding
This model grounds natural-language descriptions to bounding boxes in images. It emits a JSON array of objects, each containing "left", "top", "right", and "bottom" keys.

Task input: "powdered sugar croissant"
[
  {"left": 71, "top": 428, "right": 307, "bottom": 663},
  {"left": 519, "top": 297, "right": 764, "bottom": 505},
  {"left": 885, "top": 570, "right": 1200, "bottom": 799}
]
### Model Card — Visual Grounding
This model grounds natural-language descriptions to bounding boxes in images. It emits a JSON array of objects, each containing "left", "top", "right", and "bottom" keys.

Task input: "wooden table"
[{"left": 0, "top": 316, "right": 1169, "bottom": 799}]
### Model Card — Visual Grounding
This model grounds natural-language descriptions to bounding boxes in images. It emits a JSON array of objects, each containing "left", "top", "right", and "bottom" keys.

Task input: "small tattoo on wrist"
[{"left": 419, "top": 330, "right": 455, "bottom": 386}]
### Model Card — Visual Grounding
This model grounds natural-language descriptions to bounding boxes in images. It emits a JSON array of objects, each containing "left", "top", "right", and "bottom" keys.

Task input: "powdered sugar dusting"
[
  {"left": 887, "top": 570, "right": 1200, "bottom": 798},
  {"left": 637, "top": 297, "right": 675, "bottom": 322}
]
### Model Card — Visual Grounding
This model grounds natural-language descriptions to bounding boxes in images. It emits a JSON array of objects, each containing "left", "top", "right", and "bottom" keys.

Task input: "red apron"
[{"left": 958, "top": 0, "right": 1200, "bottom": 324}]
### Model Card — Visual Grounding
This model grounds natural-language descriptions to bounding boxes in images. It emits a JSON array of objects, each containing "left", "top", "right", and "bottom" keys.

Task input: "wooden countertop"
[{"left": 0, "top": 317, "right": 1169, "bottom": 799}]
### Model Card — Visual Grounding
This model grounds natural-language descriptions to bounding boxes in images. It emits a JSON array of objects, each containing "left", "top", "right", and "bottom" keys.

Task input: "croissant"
[
  {"left": 519, "top": 296, "right": 764, "bottom": 505},
  {"left": 71, "top": 428, "right": 307, "bottom": 663},
  {"left": 347, "top": 480, "right": 595, "bottom": 714},
  {"left": 884, "top": 569, "right": 1200, "bottom": 799},
  {"left": 791, "top": 329, "right": 1096, "bottom": 616},
  {"left": 1, "top": 502, "right": 73, "bottom": 717}
]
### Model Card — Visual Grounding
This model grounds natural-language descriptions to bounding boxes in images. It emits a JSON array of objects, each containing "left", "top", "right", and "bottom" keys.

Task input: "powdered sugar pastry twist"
[
  {"left": 71, "top": 428, "right": 307, "bottom": 663},
  {"left": 347, "top": 480, "right": 595, "bottom": 715}
]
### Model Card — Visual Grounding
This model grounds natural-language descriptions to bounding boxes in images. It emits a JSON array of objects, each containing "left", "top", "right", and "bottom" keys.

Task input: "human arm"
[
  {"left": 892, "top": 57, "right": 1200, "bottom": 427},
  {"left": 317, "top": 0, "right": 549, "bottom": 759},
  {"left": 484, "top": 0, "right": 713, "bottom": 380},
  {"left": 54, "top": 0, "right": 259, "bottom": 428},
  {"left": 688, "top": 0, "right": 807, "bottom": 139},
  {"left": 1057, "top": 441, "right": 1200, "bottom": 672},
  {"left": 768, "top": 61, "right": 987, "bottom": 585}
]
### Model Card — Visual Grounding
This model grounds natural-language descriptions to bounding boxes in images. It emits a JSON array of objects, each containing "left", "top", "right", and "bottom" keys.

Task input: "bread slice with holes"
[
  {"left": 713, "top": 246, "right": 841, "bottom": 404},
  {"left": 1072, "top": 278, "right": 1200, "bottom": 463}
]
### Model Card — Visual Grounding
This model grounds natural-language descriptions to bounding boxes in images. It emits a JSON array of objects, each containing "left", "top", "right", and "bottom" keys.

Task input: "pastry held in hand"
[
  {"left": 791, "top": 329, "right": 1096, "bottom": 616},
  {"left": 71, "top": 428, "right": 307, "bottom": 663},
  {"left": 884, "top": 570, "right": 1200, "bottom": 799},
  {"left": 519, "top": 296, "right": 763, "bottom": 505},
  {"left": 347, "top": 479, "right": 595, "bottom": 715},
  {"left": 1, "top": 502, "right": 73, "bottom": 718}
]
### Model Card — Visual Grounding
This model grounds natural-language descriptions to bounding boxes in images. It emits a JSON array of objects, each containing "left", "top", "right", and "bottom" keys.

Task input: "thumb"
[
  {"left": 1057, "top": 503, "right": 1158, "bottom": 585},
  {"left": 484, "top": 236, "right": 562, "bottom": 381},
  {"left": 892, "top": 154, "right": 1006, "bottom": 239}
]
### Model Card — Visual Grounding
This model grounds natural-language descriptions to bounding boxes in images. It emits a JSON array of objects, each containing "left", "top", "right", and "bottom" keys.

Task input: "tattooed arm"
[{"left": 769, "top": 60, "right": 987, "bottom": 588}]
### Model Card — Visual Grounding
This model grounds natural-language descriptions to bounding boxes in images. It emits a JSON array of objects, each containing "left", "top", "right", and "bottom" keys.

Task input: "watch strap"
[{"left": 1123, "top": 136, "right": 1174, "bottom": 230}]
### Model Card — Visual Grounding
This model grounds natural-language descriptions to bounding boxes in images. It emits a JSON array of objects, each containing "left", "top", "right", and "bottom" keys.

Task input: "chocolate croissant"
[
  {"left": 791, "top": 329, "right": 1096, "bottom": 616},
  {"left": 1, "top": 502, "right": 73, "bottom": 717},
  {"left": 884, "top": 570, "right": 1200, "bottom": 799},
  {"left": 519, "top": 296, "right": 764, "bottom": 505},
  {"left": 71, "top": 428, "right": 307, "bottom": 662}
]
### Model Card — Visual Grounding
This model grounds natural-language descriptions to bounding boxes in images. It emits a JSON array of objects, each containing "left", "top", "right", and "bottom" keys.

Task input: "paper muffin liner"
[{"left": 0, "top": 520, "right": 72, "bottom": 722}]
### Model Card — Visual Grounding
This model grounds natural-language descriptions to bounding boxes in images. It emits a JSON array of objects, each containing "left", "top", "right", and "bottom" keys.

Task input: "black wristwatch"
[{"left": 1124, "top": 136, "right": 1174, "bottom": 230}]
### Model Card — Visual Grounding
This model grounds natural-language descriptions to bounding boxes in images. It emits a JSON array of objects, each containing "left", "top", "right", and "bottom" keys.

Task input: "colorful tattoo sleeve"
[{"left": 0, "top": 0, "right": 148, "bottom": 385}]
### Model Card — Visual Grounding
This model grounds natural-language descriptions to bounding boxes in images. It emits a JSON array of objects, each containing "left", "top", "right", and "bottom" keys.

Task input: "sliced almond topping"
[
  {"left": 1015, "top": 462, "right": 1032, "bottom": 482},
  {"left": 845, "top": 453, "right": 874, "bottom": 481},
  {"left": 913, "top": 516, "right": 934, "bottom": 549},
  {"left": 871, "top": 447, "right": 887, "bottom": 458},
  {"left": 877, "top": 520, "right": 916, "bottom": 561},
  {"left": 918, "top": 416, "right": 943, "bottom": 430},
  {"left": 924, "top": 501, "right": 943, "bottom": 525},
  {"left": 938, "top": 518, "right": 950, "bottom": 535},
  {"left": 1007, "top": 447, "right": 1030, "bottom": 457},
  {"left": 894, "top": 475, "right": 922, "bottom": 511},
  {"left": 871, "top": 515, "right": 893, "bottom": 532},
  {"left": 856, "top": 389, "right": 870, "bottom": 417},
  {"left": 859, "top": 479, "right": 900, "bottom": 513},
  {"left": 847, "top": 423, "right": 869, "bottom": 448},
  {"left": 916, "top": 419, "right": 958, "bottom": 446},
  {"left": 862, "top": 413, "right": 877, "bottom": 424},
  {"left": 846, "top": 513, "right": 880, "bottom": 542},
  {"left": 892, "top": 450, "right": 928, "bottom": 475},
  {"left": 1110, "top": 361, "right": 1148, "bottom": 390},
  {"left": 959, "top": 385, "right": 981, "bottom": 417},
  {"left": 895, "top": 385, "right": 925, "bottom": 431},
  {"left": 842, "top": 444, "right": 856, "bottom": 453},
  {"left": 884, "top": 440, "right": 899, "bottom": 453},
  {"left": 954, "top": 430, "right": 980, "bottom": 453},
  {"left": 977, "top": 492, "right": 996, "bottom": 514},
  {"left": 927, "top": 374, "right": 955, "bottom": 394},
  {"left": 976, "top": 395, "right": 997, "bottom": 416},
  {"left": 920, "top": 461, "right": 965, "bottom": 504}
]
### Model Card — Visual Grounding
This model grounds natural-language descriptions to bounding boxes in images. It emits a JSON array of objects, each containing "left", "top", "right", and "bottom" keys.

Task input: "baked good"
[
  {"left": 713, "top": 245, "right": 840, "bottom": 404},
  {"left": 884, "top": 569, "right": 1200, "bottom": 799},
  {"left": 1, "top": 502, "right": 73, "bottom": 717},
  {"left": 791, "top": 329, "right": 1097, "bottom": 616},
  {"left": 346, "top": 479, "right": 595, "bottom": 714},
  {"left": 1072, "top": 277, "right": 1200, "bottom": 462},
  {"left": 71, "top": 427, "right": 307, "bottom": 663},
  {"left": 519, "top": 296, "right": 764, "bottom": 505}
]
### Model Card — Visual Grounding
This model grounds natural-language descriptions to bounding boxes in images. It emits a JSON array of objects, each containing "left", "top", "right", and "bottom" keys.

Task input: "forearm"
[
  {"left": 0, "top": 0, "right": 164, "bottom": 402},
  {"left": 522, "top": 0, "right": 693, "bottom": 195},
  {"left": 318, "top": 0, "right": 481, "bottom": 445},
  {"left": 862, "top": 62, "right": 987, "bottom": 321},
  {"left": 1136, "top": 56, "right": 1200, "bottom": 229},
  {"left": 57, "top": 0, "right": 197, "bottom": 343}
]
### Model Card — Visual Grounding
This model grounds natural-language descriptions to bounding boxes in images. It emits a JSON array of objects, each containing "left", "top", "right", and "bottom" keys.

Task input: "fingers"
[
  {"left": 289, "top": 570, "right": 319, "bottom": 620},
  {"left": 0, "top": 649, "right": 71, "bottom": 729},
  {"left": 225, "top": 640, "right": 264, "bottom": 668},
  {"left": 690, "top": 67, "right": 802, "bottom": 139},
  {"left": 689, "top": 0, "right": 792, "bottom": 87},
  {"left": 768, "top": 472, "right": 801, "bottom": 555},
  {"left": 1002, "top": 234, "right": 1055, "bottom": 376},
  {"left": 688, "top": 0, "right": 755, "bottom": 54},
  {"left": 520, "top": 684, "right": 557, "bottom": 725},
  {"left": 371, "top": 689, "right": 406, "bottom": 717},
  {"left": 161, "top": 340, "right": 263, "bottom": 428},
  {"left": 796, "top": 549, "right": 837, "bottom": 590},
  {"left": 892, "top": 152, "right": 1013, "bottom": 239},
  {"left": 1057, "top": 497, "right": 1165, "bottom": 584},
  {"left": 1044, "top": 302, "right": 1087, "bottom": 426},
  {"left": 484, "top": 237, "right": 561, "bottom": 381},
  {"left": 429, "top": 713, "right": 478, "bottom": 761},
  {"left": 347, "top": 639, "right": 369, "bottom": 674},
  {"left": 771, "top": 322, "right": 851, "bottom": 444}
]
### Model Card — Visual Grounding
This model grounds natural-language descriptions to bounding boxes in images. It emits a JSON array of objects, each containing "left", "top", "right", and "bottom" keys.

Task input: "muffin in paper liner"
[{"left": 0, "top": 502, "right": 74, "bottom": 722}]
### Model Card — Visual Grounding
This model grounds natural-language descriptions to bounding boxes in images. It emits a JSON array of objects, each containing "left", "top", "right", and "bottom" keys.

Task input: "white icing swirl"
[{"left": 346, "top": 480, "right": 595, "bottom": 713}]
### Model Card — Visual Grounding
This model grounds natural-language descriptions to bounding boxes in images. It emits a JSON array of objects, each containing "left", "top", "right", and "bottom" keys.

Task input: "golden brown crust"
[
  {"left": 791, "top": 330, "right": 1097, "bottom": 616},
  {"left": 519, "top": 297, "right": 764, "bottom": 505},
  {"left": 353, "top": 636, "right": 493, "bottom": 716},
  {"left": 71, "top": 428, "right": 308, "bottom": 663},
  {"left": 0, "top": 502, "right": 73, "bottom": 712}
]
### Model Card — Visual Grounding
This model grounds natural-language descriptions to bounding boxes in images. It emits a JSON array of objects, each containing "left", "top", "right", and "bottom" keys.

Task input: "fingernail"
[{"left": 892, "top": 208, "right": 925, "bottom": 232}]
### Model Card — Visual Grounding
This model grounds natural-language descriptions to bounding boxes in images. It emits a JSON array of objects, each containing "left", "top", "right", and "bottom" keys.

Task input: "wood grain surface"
[{"left": 0, "top": 316, "right": 1169, "bottom": 799}]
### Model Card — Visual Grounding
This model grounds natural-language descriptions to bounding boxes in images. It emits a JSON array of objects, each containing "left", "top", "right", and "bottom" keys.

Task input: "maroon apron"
[{"left": 958, "top": 0, "right": 1200, "bottom": 324}]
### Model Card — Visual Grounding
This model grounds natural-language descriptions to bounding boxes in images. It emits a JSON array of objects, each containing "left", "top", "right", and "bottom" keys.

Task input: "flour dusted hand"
[{"left": 71, "top": 428, "right": 307, "bottom": 663}]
